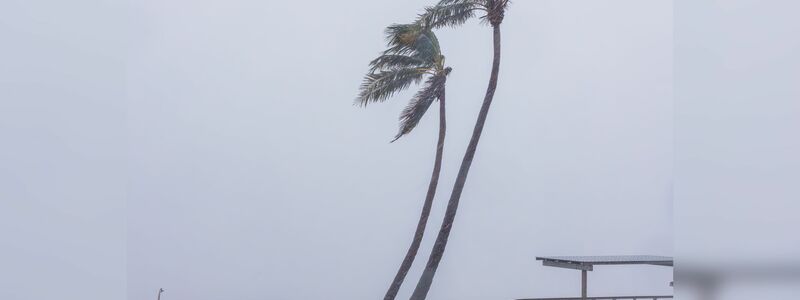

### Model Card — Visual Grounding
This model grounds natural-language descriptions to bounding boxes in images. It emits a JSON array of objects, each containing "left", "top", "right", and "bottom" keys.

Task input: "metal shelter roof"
[{"left": 536, "top": 255, "right": 673, "bottom": 271}]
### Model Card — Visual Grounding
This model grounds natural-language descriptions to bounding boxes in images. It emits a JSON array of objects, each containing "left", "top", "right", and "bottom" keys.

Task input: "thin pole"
[
  {"left": 157, "top": 288, "right": 164, "bottom": 300},
  {"left": 581, "top": 270, "right": 587, "bottom": 300}
]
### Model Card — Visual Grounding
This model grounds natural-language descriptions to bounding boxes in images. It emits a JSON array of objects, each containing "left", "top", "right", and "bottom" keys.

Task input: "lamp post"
[{"left": 157, "top": 288, "right": 165, "bottom": 300}]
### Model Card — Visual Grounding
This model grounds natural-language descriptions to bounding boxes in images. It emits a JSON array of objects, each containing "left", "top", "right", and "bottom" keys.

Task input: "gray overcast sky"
[
  {"left": 5, "top": 1, "right": 800, "bottom": 300},
  {"left": 2, "top": 0, "right": 673, "bottom": 299},
  {"left": 125, "top": 1, "right": 672, "bottom": 299}
]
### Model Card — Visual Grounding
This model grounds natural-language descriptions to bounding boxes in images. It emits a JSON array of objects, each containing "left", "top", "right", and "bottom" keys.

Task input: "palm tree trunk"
[
  {"left": 383, "top": 84, "right": 447, "bottom": 300},
  {"left": 409, "top": 24, "right": 502, "bottom": 300}
]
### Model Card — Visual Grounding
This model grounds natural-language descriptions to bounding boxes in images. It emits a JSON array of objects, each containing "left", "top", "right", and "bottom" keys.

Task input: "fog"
[
  {"left": 2, "top": 1, "right": 674, "bottom": 299},
  {"left": 674, "top": 0, "right": 800, "bottom": 299},
  {"left": 125, "top": 1, "right": 673, "bottom": 299}
]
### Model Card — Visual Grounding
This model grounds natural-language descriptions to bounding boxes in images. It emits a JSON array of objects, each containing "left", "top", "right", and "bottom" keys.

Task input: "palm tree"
[
  {"left": 357, "top": 24, "right": 452, "bottom": 300},
  {"left": 407, "top": 1, "right": 510, "bottom": 299}
]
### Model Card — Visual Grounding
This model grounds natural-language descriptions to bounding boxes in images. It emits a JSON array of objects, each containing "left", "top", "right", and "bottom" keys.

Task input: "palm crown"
[{"left": 357, "top": 24, "right": 451, "bottom": 141}]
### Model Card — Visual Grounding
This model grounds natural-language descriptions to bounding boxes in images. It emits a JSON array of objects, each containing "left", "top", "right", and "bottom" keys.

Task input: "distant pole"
[
  {"left": 157, "top": 288, "right": 165, "bottom": 300},
  {"left": 581, "top": 270, "right": 587, "bottom": 300}
]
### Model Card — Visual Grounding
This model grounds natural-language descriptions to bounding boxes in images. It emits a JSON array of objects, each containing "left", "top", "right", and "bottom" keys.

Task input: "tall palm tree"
[
  {"left": 356, "top": 25, "right": 452, "bottom": 300},
  {"left": 408, "top": 1, "right": 510, "bottom": 299}
]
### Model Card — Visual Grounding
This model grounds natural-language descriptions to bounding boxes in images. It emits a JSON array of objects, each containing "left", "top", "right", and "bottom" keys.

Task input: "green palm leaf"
[
  {"left": 392, "top": 74, "right": 446, "bottom": 141},
  {"left": 418, "top": 1, "right": 481, "bottom": 29},
  {"left": 369, "top": 54, "right": 431, "bottom": 73},
  {"left": 382, "top": 31, "right": 440, "bottom": 61},
  {"left": 356, "top": 68, "right": 426, "bottom": 106}
]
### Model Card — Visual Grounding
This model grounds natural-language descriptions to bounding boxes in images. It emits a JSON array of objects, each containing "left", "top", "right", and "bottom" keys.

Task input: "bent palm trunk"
[
  {"left": 410, "top": 25, "right": 502, "bottom": 300},
  {"left": 384, "top": 85, "right": 447, "bottom": 300}
]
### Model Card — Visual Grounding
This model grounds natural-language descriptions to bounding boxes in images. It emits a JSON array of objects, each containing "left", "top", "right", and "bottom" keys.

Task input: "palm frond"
[
  {"left": 357, "top": 68, "right": 426, "bottom": 106},
  {"left": 382, "top": 26, "right": 441, "bottom": 63},
  {"left": 384, "top": 23, "right": 423, "bottom": 48},
  {"left": 418, "top": 1, "right": 481, "bottom": 29},
  {"left": 369, "top": 54, "right": 431, "bottom": 72},
  {"left": 392, "top": 74, "right": 447, "bottom": 141},
  {"left": 408, "top": 33, "right": 439, "bottom": 62},
  {"left": 436, "top": 0, "right": 481, "bottom": 6}
]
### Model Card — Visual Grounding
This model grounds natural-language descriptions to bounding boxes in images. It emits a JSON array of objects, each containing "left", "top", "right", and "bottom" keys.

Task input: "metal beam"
[{"left": 543, "top": 260, "right": 593, "bottom": 271}]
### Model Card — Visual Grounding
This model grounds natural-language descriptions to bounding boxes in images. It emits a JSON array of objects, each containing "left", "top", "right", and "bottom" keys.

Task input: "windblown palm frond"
[
  {"left": 369, "top": 54, "right": 431, "bottom": 73},
  {"left": 416, "top": 0, "right": 510, "bottom": 30},
  {"left": 381, "top": 28, "right": 441, "bottom": 62},
  {"left": 410, "top": 32, "right": 440, "bottom": 59},
  {"left": 357, "top": 68, "right": 426, "bottom": 106},
  {"left": 358, "top": 23, "right": 447, "bottom": 108},
  {"left": 359, "top": 24, "right": 451, "bottom": 141},
  {"left": 385, "top": 23, "right": 423, "bottom": 48},
  {"left": 418, "top": 1, "right": 481, "bottom": 29},
  {"left": 392, "top": 74, "right": 447, "bottom": 142}
]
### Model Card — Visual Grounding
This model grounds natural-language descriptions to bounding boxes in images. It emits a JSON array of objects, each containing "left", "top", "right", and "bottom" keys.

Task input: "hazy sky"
[
  {"left": 3, "top": 1, "right": 674, "bottom": 299},
  {"left": 125, "top": 1, "right": 673, "bottom": 299},
  {"left": 5, "top": 1, "right": 800, "bottom": 300},
  {"left": 674, "top": 3, "right": 800, "bottom": 300}
]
